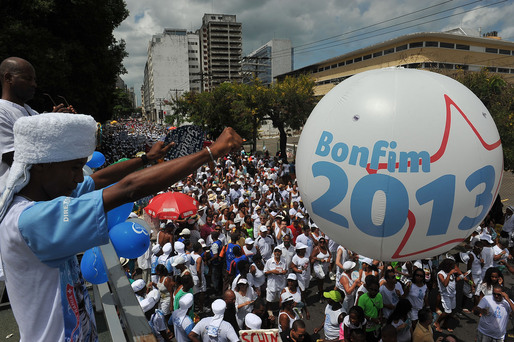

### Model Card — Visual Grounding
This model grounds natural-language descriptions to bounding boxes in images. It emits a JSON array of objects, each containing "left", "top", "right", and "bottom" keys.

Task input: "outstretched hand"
[{"left": 147, "top": 141, "right": 176, "bottom": 162}]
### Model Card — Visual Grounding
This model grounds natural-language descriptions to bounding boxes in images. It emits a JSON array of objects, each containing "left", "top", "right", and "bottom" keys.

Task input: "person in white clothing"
[
  {"left": 379, "top": 269, "right": 404, "bottom": 320},
  {"left": 171, "top": 293, "right": 195, "bottom": 342},
  {"left": 313, "top": 290, "right": 345, "bottom": 340},
  {"left": 0, "top": 113, "right": 242, "bottom": 342},
  {"left": 189, "top": 299, "right": 239, "bottom": 342},
  {"left": 264, "top": 246, "right": 287, "bottom": 310},
  {"left": 255, "top": 226, "right": 273, "bottom": 261},
  {"left": 337, "top": 261, "right": 362, "bottom": 314},
  {"left": 290, "top": 243, "right": 311, "bottom": 293},
  {"left": 474, "top": 284, "right": 514, "bottom": 341}
]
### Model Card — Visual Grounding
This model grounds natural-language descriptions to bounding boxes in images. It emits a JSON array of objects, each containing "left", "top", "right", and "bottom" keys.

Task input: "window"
[
  {"left": 318, "top": 68, "right": 323, "bottom": 73},
  {"left": 346, "top": 59, "right": 353, "bottom": 65},
  {"left": 409, "top": 42, "right": 423, "bottom": 48},
  {"left": 485, "top": 48, "right": 498, "bottom": 53},
  {"left": 354, "top": 56, "right": 362, "bottom": 62},
  {"left": 440, "top": 42, "right": 455, "bottom": 49},
  {"left": 455, "top": 64, "right": 469, "bottom": 70},
  {"left": 363, "top": 54, "right": 372, "bottom": 60},
  {"left": 338, "top": 62, "right": 345, "bottom": 67},
  {"left": 407, "top": 63, "right": 421, "bottom": 68},
  {"left": 383, "top": 48, "right": 394, "bottom": 55},
  {"left": 396, "top": 44, "right": 408, "bottom": 52},
  {"left": 373, "top": 51, "right": 383, "bottom": 57},
  {"left": 499, "top": 49, "right": 511, "bottom": 55},
  {"left": 425, "top": 41, "right": 438, "bottom": 47},
  {"left": 497, "top": 68, "right": 509, "bottom": 73},
  {"left": 331, "top": 64, "right": 337, "bottom": 69},
  {"left": 424, "top": 62, "right": 438, "bottom": 68},
  {"left": 456, "top": 44, "right": 470, "bottom": 50},
  {"left": 439, "top": 63, "right": 453, "bottom": 69}
]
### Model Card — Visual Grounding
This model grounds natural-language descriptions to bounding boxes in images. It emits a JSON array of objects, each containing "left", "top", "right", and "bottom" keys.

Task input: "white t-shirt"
[
  {"left": 437, "top": 270, "right": 456, "bottom": 296},
  {"left": 407, "top": 283, "right": 427, "bottom": 314},
  {"left": 291, "top": 254, "right": 311, "bottom": 291},
  {"left": 477, "top": 295, "right": 512, "bottom": 339},
  {"left": 264, "top": 257, "right": 287, "bottom": 292},
  {"left": 191, "top": 317, "right": 239, "bottom": 342},
  {"left": 493, "top": 245, "right": 509, "bottom": 267},
  {"left": 380, "top": 282, "right": 404, "bottom": 319},
  {"left": 324, "top": 304, "right": 344, "bottom": 340},
  {"left": 151, "top": 310, "right": 170, "bottom": 342},
  {"left": 0, "top": 99, "right": 38, "bottom": 191}
]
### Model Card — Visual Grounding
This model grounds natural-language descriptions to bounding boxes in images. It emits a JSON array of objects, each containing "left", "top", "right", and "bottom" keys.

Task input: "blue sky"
[{"left": 113, "top": 0, "right": 514, "bottom": 103}]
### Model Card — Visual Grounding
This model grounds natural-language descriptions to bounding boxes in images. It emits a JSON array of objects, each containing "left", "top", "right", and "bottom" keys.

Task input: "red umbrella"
[{"left": 144, "top": 192, "right": 198, "bottom": 220}]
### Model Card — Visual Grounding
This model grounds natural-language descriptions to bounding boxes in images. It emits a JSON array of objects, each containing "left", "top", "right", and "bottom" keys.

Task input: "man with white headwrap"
[
  {"left": 0, "top": 113, "right": 242, "bottom": 342},
  {"left": 189, "top": 299, "right": 239, "bottom": 342},
  {"left": 171, "top": 293, "right": 195, "bottom": 342}
]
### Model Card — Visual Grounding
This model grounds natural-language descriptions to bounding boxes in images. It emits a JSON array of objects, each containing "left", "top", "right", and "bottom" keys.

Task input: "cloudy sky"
[{"left": 114, "top": 0, "right": 514, "bottom": 103}]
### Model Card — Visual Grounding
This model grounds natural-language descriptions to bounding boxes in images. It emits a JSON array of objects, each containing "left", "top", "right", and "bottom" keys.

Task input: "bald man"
[
  {"left": 0, "top": 57, "right": 73, "bottom": 191},
  {"left": 0, "top": 57, "right": 40, "bottom": 190}
]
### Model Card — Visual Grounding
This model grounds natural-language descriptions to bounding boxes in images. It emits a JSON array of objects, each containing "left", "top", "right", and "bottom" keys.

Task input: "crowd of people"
[
  {"left": 106, "top": 121, "right": 514, "bottom": 342},
  {"left": 1, "top": 56, "right": 513, "bottom": 342}
]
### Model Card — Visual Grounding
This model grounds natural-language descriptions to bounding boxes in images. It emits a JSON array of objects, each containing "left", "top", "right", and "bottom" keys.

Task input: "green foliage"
[
  {"left": 266, "top": 75, "right": 317, "bottom": 158},
  {"left": 172, "top": 82, "right": 258, "bottom": 139},
  {"left": 112, "top": 88, "right": 134, "bottom": 119},
  {"left": 447, "top": 69, "right": 514, "bottom": 171},
  {"left": 0, "top": 0, "right": 129, "bottom": 122},
  {"left": 172, "top": 76, "right": 316, "bottom": 158}
]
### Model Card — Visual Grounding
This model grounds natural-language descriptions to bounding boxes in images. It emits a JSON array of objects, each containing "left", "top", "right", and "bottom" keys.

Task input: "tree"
[
  {"left": 441, "top": 69, "right": 514, "bottom": 170},
  {"left": 172, "top": 83, "right": 256, "bottom": 140},
  {"left": 0, "top": 0, "right": 128, "bottom": 122},
  {"left": 265, "top": 75, "right": 317, "bottom": 159},
  {"left": 112, "top": 88, "right": 134, "bottom": 119}
]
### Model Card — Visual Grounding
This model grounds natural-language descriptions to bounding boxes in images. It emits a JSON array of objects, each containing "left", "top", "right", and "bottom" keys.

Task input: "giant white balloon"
[{"left": 296, "top": 68, "right": 503, "bottom": 261}]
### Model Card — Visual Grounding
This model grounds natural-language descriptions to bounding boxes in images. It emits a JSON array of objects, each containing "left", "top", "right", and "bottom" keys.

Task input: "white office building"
[
  {"left": 142, "top": 29, "right": 200, "bottom": 123},
  {"left": 242, "top": 39, "right": 293, "bottom": 85}
]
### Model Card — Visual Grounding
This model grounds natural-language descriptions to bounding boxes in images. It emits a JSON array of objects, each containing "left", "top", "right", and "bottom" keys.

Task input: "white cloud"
[{"left": 114, "top": 0, "right": 514, "bottom": 102}]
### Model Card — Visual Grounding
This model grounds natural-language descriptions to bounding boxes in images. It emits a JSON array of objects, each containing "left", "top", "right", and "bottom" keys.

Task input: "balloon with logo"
[
  {"left": 86, "top": 151, "right": 106, "bottom": 169},
  {"left": 109, "top": 221, "right": 150, "bottom": 259},
  {"left": 296, "top": 68, "right": 503, "bottom": 261},
  {"left": 80, "top": 247, "right": 108, "bottom": 284}
]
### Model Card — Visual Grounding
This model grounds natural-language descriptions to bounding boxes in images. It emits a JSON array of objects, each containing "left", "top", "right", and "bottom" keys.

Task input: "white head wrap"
[
  {"left": 208, "top": 299, "right": 226, "bottom": 337},
  {"left": 244, "top": 313, "right": 262, "bottom": 330},
  {"left": 174, "top": 241, "right": 185, "bottom": 254},
  {"left": 172, "top": 293, "right": 194, "bottom": 327},
  {"left": 0, "top": 113, "right": 97, "bottom": 221},
  {"left": 139, "top": 288, "right": 160, "bottom": 313}
]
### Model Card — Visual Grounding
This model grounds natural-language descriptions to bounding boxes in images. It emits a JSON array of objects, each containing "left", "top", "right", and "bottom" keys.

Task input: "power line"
[
  {"left": 266, "top": 0, "right": 508, "bottom": 61},
  {"left": 293, "top": 0, "right": 458, "bottom": 50}
]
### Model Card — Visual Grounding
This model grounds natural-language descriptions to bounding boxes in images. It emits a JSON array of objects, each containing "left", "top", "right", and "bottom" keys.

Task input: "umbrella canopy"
[{"left": 144, "top": 192, "right": 198, "bottom": 220}]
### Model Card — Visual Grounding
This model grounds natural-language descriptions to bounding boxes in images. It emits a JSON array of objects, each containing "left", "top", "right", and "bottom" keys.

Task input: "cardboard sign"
[{"left": 239, "top": 329, "right": 281, "bottom": 342}]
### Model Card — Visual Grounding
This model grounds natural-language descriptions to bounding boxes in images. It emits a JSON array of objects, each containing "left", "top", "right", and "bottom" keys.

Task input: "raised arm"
[{"left": 102, "top": 128, "right": 242, "bottom": 212}]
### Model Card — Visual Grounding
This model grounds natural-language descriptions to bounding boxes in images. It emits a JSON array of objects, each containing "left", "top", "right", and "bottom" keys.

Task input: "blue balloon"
[
  {"left": 109, "top": 221, "right": 150, "bottom": 259},
  {"left": 86, "top": 151, "right": 106, "bottom": 169},
  {"left": 80, "top": 247, "right": 108, "bottom": 284},
  {"left": 107, "top": 202, "right": 134, "bottom": 230}
]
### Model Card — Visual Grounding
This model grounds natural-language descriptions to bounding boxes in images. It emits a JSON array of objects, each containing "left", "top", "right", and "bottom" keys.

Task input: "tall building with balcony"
[
  {"left": 142, "top": 29, "right": 200, "bottom": 123},
  {"left": 199, "top": 14, "right": 242, "bottom": 92},
  {"left": 242, "top": 39, "right": 293, "bottom": 85}
]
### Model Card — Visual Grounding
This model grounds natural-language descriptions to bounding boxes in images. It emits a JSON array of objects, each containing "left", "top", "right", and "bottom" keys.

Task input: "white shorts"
[
  {"left": 266, "top": 289, "right": 281, "bottom": 303},
  {"left": 440, "top": 295, "right": 456, "bottom": 313}
]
